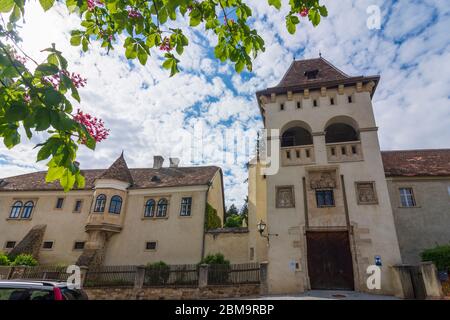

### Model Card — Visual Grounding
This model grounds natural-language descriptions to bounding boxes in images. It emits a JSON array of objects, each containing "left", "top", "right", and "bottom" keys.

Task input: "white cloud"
[{"left": 1, "top": 0, "right": 449, "bottom": 208}]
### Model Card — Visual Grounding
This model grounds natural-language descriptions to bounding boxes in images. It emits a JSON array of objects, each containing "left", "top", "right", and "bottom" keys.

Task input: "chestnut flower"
[{"left": 73, "top": 109, "right": 110, "bottom": 143}]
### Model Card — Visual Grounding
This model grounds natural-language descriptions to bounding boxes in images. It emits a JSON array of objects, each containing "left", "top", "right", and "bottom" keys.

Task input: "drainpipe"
[{"left": 201, "top": 183, "right": 211, "bottom": 261}]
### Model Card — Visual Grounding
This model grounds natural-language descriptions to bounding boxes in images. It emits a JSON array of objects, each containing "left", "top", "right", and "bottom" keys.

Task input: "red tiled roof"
[
  {"left": 382, "top": 149, "right": 450, "bottom": 177},
  {"left": 97, "top": 153, "right": 134, "bottom": 185},
  {"left": 0, "top": 166, "right": 221, "bottom": 191}
]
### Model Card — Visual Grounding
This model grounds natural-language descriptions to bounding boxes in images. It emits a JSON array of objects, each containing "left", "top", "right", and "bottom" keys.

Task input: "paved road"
[{"left": 248, "top": 290, "right": 400, "bottom": 300}]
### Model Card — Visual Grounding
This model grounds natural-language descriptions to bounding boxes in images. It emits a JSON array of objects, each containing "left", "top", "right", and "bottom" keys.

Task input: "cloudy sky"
[{"left": 1, "top": 0, "right": 449, "bottom": 207}]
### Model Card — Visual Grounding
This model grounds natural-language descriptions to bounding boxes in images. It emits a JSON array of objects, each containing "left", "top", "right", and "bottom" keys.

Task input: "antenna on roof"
[
  {"left": 293, "top": 55, "right": 296, "bottom": 61},
  {"left": 319, "top": 51, "right": 322, "bottom": 58}
]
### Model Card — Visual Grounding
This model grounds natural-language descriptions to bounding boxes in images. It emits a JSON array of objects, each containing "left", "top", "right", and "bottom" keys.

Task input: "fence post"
[
  {"left": 10, "top": 266, "right": 26, "bottom": 279},
  {"left": 198, "top": 264, "right": 209, "bottom": 288},
  {"left": 259, "top": 262, "right": 269, "bottom": 296},
  {"left": 79, "top": 266, "right": 89, "bottom": 287},
  {"left": 134, "top": 265, "right": 145, "bottom": 289},
  {"left": 7, "top": 267, "right": 14, "bottom": 280}
]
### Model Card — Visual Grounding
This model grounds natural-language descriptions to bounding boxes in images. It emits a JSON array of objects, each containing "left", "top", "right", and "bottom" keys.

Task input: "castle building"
[
  {"left": 250, "top": 57, "right": 404, "bottom": 295},
  {"left": 0, "top": 154, "right": 225, "bottom": 267}
]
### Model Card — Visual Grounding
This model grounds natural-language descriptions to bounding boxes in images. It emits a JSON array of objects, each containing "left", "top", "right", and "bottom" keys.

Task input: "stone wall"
[
  {"left": 84, "top": 284, "right": 260, "bottom": 300},
  {"left": 204, "top": 228, "right": 249, "bottom": 263}
]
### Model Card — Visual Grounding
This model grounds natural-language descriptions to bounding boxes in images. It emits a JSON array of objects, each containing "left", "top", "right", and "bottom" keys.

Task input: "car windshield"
[{"left": 0, "top": 288, "right": 54, "bottom": 300}]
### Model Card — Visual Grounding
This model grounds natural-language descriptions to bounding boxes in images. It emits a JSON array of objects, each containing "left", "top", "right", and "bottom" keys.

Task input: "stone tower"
[{"left": 250, "top": 57, "right": 402, "bottom": 295}]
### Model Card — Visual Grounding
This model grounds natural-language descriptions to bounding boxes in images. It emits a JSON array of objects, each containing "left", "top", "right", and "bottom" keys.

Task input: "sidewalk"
[{"left": 250, "top": 290, "right": 400, "bottom": 300}]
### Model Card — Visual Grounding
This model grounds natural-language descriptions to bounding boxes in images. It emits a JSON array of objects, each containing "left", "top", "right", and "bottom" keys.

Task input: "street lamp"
[{"left": 257, "top": 219, "right": 278, "bottom": 243}]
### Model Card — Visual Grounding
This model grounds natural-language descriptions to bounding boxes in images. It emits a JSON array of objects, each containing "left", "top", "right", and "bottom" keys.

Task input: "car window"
[
  {"left": 61, "top": 288, "right": 88, "bottom": 300},
  {"left": 0, "top": 288, "right": 53, "bottom": 300}
]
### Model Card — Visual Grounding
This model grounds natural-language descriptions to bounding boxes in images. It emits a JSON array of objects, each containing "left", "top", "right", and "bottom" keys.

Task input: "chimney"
[
  {"left": 153, "top": 155, "right": 164, "bottom": 169},
  {"left": 169, "top": 157, "right": 180, "bottom": 168}
]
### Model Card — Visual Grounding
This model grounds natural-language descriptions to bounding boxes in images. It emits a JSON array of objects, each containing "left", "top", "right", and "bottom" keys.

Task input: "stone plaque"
[
  {"left": 276, "top": 186, "right": 295, "bottom": 208},
  {"left": 356, "top": 181, "right": 378, "bottom": 205},
  {"left": 309, "top": 170, "right": 337, "bottom": 189}
]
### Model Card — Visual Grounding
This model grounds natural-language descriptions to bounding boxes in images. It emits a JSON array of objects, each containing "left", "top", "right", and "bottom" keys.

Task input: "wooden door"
[{"left": 306, "top": 231, "right": 355, "bottom": 290}]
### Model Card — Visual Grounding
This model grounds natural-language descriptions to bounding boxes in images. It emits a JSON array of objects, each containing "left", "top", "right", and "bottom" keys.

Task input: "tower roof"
[
  {"left": 256, "top": 56, "right": 379, "bottom": 99},
  {"left": 97, "top": 152, "right": 134, "bottom": 185}
]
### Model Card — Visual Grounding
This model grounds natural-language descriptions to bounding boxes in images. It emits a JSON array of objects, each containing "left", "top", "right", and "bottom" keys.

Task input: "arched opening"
[
  {"left": 281, "top": 127, "right": 313, "bottom": 147},
  {"left": 144, "top": 199, "right": 155, "bottom": 217},
  {"left": 109, "top": 195, "right": 122, "bottom": 214},
  {"left": 9, "top": 201, "right": 23, "bottom": 219},
  {"left": 21, "top": 201, "right": 34, "bottom": 219},
  {"left": 94, "top": 194, "right": 106, "bottom": 212},
  {"left": 157, "top": 198, "right": 168, "bottom": 217},
  {"left": 325, "top": 123, "right": 359, "bottom": 143}
]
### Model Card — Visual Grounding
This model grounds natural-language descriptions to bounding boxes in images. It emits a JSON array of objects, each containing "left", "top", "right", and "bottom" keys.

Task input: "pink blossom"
[
  {"left": 299, "top": 8, "right": 309, "bottom": 17},
  {"left": 73, "top": 109, "right": 110, "bottom": 143},
  {"left": 159, "top": 37, "right": 172, "bottom": 52},
  {"left": 87, "top": 0, "right": 103, "bottom": 11},
  {"left": 127, "top": 7, "right": 141, "bottom": 18},
  {"left": 42, "top": 70, "right": 87, "bottom": 90}
]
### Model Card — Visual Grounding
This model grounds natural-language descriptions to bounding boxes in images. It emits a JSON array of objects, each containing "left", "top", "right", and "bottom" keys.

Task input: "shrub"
[
  {"left": 0, "top": 252, "right": 10, "bottom": 266},
  {"left": 200, "top": 253, "right": 230, "bottom": 265},
  {"left": 11, "top": 254, "right": 38, "bottom": 266},
  {"left": 421, "top": 245, "right": 450, "bottom": 271},
  {"left": 224, "top": 214, "right": 243, "bottom": 228},
  {"left": 205, "top": 203, "right": 221, "bottom": 230},
  {"left": 145, "top": 261, "right": 170, "bottom": 285}
]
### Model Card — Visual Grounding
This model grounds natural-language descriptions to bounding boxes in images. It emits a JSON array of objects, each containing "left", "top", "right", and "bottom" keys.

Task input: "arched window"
[
  {"left": 325, "top": 123, "right": 358, "bottom": 143},
  {"left": 109, "top": 195, "right": 122, "bottom": 214},
  {"left": 156, "top": 198, "right": 168, "bottom": 217},
  {"left": 144, "top": 199, "right": 155, "bottom": 218},
  {"left": 281, "top": 127, "right": 313, "bottom": 147},
  {"left": 9, "top": 201, "right": 23, "bottom": 219},
  {"left": 21, "top": 201, "right": 34, "bottom": 219},
  {"left": 94, "top": 194, "right": 106, "bottom": 212}
]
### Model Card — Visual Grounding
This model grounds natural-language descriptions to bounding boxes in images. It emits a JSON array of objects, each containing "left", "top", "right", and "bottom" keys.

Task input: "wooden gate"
[{"left": 306, "top": 231, "right": 355, "bottom": 290}]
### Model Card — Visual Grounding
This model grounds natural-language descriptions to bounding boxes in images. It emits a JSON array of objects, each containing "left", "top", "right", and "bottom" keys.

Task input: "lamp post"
[{"left": 257, "top": 219, "right": 278, "bottom": 244}]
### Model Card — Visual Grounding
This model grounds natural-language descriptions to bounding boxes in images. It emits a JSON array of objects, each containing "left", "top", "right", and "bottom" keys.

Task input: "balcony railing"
[
  {"left": 281, "top": 145, "right": 315, "bottom": 166},
  {"left": 326, "top": 141, "right": 363, "bottom": 162}
]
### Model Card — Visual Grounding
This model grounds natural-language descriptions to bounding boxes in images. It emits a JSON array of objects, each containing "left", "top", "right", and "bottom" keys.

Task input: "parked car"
[{"left": 0, "top": 280, "right": 88, "bottom": 300}]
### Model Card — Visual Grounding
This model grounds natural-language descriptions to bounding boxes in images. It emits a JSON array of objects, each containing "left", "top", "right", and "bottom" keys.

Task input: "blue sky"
[{"left": 0, "top": 0, "right": 449, "bottom": 207}]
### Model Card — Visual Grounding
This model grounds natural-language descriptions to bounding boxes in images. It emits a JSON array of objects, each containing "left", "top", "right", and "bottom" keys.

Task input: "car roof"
[{"left": 0, "top": 280, "right": 67, "bottom": 288}]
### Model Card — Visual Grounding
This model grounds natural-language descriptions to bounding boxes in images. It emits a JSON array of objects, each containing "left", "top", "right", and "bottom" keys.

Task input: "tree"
[
  {"left": 240, "top": 195, "right": 248, "bottom": 226},
  {"left": 0, "top": 0, "right": 327, "bottom": 191},
  {"left": 225, "top": 203, "right": 238, "bottom": 221}
]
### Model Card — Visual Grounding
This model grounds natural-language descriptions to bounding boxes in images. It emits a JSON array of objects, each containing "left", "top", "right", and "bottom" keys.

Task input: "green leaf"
[
  {"left": 75, "top": 172, "right": 85, "bottom": 188},
  {"left": 46, "top": 165, "right": 64, "bottom": 182},
  {"left": 319, "top": 6, "right": 328, "bottom": 17},
  {"left": 60, "top": 169, "right": 76, "bottom": 191},
  {"left": 39, "top": 0, "right": 54, "bottom": 11},
  {"left": 137, "top": 48, "right": 148, "bottom": 65},
  {"left": 235, "top": 60, "right": 245, "bottom": 73},
  {"left": 5, "top": 102, "right": 27, "bottom": 121},
  {"left": 34, "top": 107, "right": 51, "bottom": 131},
  {"left": 0, "top": 0, "right": 14, "bottom": 13},
  {"left": 70, "top": 34, "right": 82, "bottom": 46},
  {"left": 268, "top": 0, "right": 281, "bottom": 10},
  {"left": 309, "top": 9, "right": 321, "bottom": 26},
  {"left": 286, "top": 15, "right": 299, "bottom": 34},
  {"left": 36, "top": 63, "right": 59, "bottom": 76},
  {"left": 3, "top": 129, "right": 20, "bottom": 148}
]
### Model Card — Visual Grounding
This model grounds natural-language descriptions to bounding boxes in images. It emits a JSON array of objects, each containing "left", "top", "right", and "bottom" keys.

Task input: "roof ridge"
[{"left": 381, "top": 148, "right": 450, "bottom": 153}]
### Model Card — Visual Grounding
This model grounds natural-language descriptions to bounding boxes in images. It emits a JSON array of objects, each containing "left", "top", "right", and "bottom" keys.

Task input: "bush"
[
  {"left": 145, "top": 261, "right": 170, "bottom": 285},
  {"left": 200, "top": 253, "right": 230, "bottom": 265},
  {"left": 421, "top": 245, "right": 450, "bottom": 271},
  {"left": 0, "top": 252, "right": 10, "bottom": 266},
  {"left": 205, "top": 203, "right": 221, "bottom": 230},
  {"left": 224, "top": 214, "right": 243, "bottom": 228},
  {"left": 11, "top": 254, "right": 38, "bottom": 266}
]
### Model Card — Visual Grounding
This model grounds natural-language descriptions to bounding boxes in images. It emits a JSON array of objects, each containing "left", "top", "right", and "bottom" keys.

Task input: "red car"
[{"left": 0, "top": 280, "right": 88, "bottom": 300}]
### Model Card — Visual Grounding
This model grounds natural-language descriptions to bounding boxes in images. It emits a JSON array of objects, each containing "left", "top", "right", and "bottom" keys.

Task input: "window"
[
  {"left": 330, "top": 97, "right": 335, "bottom": 105},
  {"left": 21, "top": 201, "right": 34, "bottom": 219},
  {"left": 180, "top": 197, "right": 192, "bottom": 216},
  {"left": 250, "top": 247, "right": 255, "bottom": 261},
  {"left": 331, "top": 147, "right": 336, "bottom": 156},
  {"left": 5, "top": 241, "right": 16, "bottom": 249},
  {"left": 109, "top": 195, "right": 122, "bottom": 214},
  {"left": 286, "top": 150, "right": 291, "bottom": 159},
  {"left": 55, "top": 198, "right": 64, "bottom": 209},
  {"left": 145, "top": 241, "right": 157, "bottom": 250},
  {"left": 296, "top": 101, "right": 301, "bottom": 109},
  {"left": 280, "top": 103, "right": 284, "bottom": 111},
  {"left": 316, "top": 189, "right": 335, "bottom": 207},
  {"left": 42, "top": 241, "right": 54, "bottom": 250},
  {"left": 304, "top": 69, "right": 319, "bottom": 79},
  {"left": 144, "top": 199, "right": 155, "bottom": 217},
  {"left": 341, "top": 147, "right": 346, "bottom": 155},
  {"left": 296, "top": 150, "right": 300, "bottom": 158},
  {"left": 73, "top": 242, "right": 85, "bottom": 250},
  {"left": 352, "top": 145, "right": 357, "bottom": 154},
  {"left": 157, "top": 198, "right": 168, "bottom": 217},
  {"left": 399, "top": 188, "right": 416, "bottom": 207},
  {"left": 305, "top": 149, "right": 310, "bottom": 158},
  {"left": 348, "top": 95, "right": 353, "bottom": 103},
  {"left": 313, "top": 99, "right": 318, "bottom": 107},
  {"left": 94, "top": 194, "right": 106, "bottom": 212},
  {"left": 9, "top": 201, "right": 23, "bottom": 219},
  {"left": 73, "top": 200, "right": 83, "bottom": 213}
]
